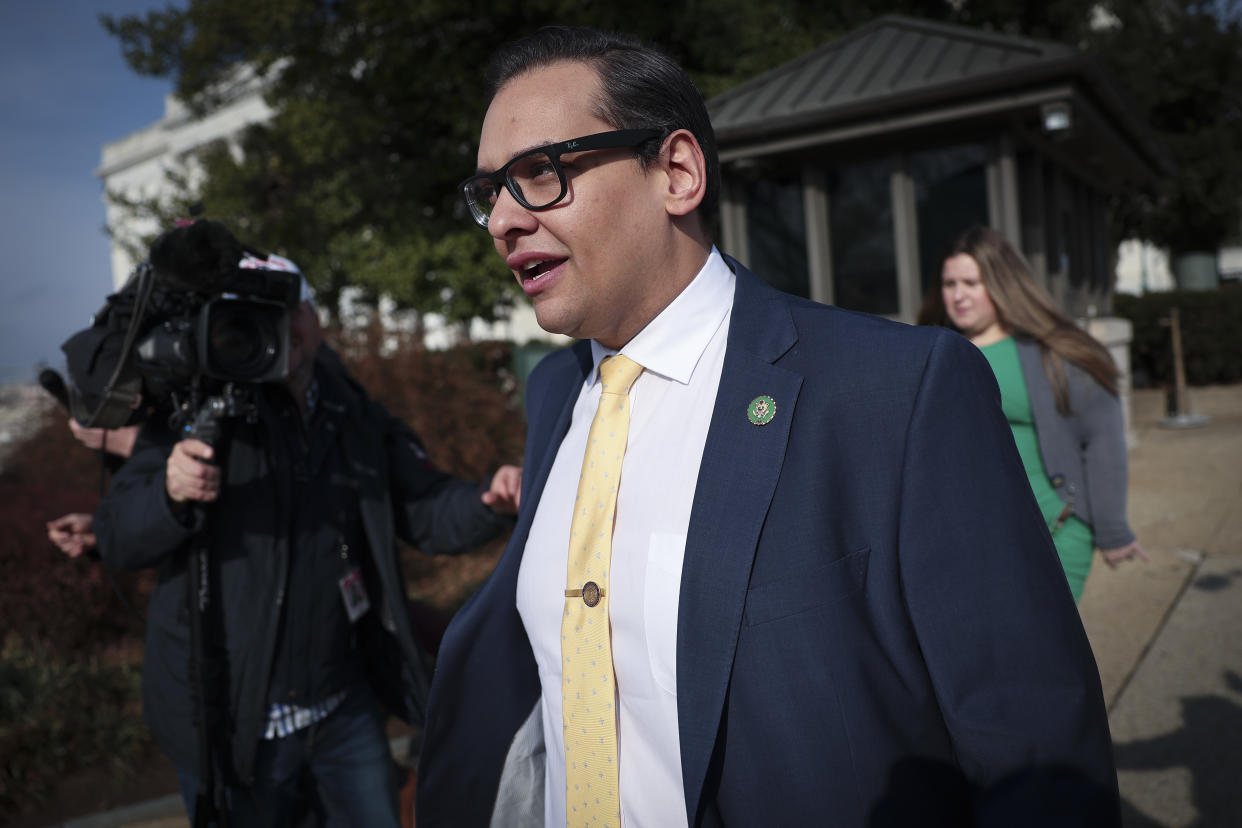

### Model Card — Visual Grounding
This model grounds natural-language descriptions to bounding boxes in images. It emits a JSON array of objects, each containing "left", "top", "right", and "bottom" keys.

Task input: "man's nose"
[{"left": 488, "top": 186, "right": 537, "bottom": 239}]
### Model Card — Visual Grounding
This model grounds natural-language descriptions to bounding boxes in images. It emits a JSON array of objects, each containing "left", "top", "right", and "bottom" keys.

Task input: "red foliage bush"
[
  {"left": 0, "top": 409, "right": 150, "bottom": 656},
  {"left": 0, "top": 331, "right": 534, "bottom": 652},
  {"left": 333, "top": 325, "right": 526, "bottom": 477},
  {"left": 0, "top": 336, "right": 536, "bottom": 824}
]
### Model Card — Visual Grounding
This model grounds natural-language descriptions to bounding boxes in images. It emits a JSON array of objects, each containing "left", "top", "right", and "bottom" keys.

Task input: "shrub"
[
  {"left": 0, "top": 638, "right": 150, "bottom": 820},
  {"left": 332, "top": 325, "right": 526, "bottom": 479},
  {"left": 0, "top": 410, "right": 150, "bottom": 656},
  {"left": 1113, "top": 283, "right": 1242, "bottom": 386},
  {"left": 0, "top": 333, "right": 536, "bottom": 819},
  {"left": 2, "top": 329, "right": 533, "bottom": 644}
]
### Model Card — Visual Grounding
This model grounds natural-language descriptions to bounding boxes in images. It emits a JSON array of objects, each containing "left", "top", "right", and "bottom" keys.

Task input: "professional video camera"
[{"left": 60, "top": 219, "right": 303, "bottom": 429}]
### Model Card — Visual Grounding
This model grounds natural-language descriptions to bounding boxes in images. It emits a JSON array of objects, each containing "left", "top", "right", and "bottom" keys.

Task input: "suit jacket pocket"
[{"left": 743, "top": 546, "right": 869, "bottom": 626}]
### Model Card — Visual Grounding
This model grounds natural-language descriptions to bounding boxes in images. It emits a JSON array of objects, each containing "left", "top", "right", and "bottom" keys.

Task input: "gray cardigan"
[{"left": 1016, "top": 338, "right": 1136, "bottom": 550}]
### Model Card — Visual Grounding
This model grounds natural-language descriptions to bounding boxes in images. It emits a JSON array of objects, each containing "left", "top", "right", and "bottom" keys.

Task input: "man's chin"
[{"left": 531, "top": 305, "right": 575, "bottom": 339}]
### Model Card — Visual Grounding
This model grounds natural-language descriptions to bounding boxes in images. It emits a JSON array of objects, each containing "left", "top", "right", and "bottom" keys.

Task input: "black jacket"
[{"left": 94, "top": 347, "right": 510, "bottom": 783}]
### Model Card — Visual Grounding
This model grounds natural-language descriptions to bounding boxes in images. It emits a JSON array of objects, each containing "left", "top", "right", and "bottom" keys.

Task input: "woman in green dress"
[{"left": 918, "top": 226, "right": 1144, "bottom": 601}]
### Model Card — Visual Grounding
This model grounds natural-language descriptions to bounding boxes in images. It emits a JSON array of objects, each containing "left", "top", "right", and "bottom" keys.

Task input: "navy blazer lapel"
[
  {"left": 460, "top": 342, "right": 589, "bottom": 635},
  {"left": 512, "top": 342, "right": 593, "bottom": 556},
  {"left": 678, "top": 260, "right": 802, "bottom": 823}
]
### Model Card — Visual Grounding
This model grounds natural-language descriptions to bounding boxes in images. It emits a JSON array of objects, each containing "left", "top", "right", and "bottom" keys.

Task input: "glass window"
[
  {"left": 744, "top": 172, "right": 809, "bottom": 298},
  {"left": 828, "top": 159, "right": 898, "bottom": 315},
  {"left": 1045, "top": 163, "right": 1069, "bottom": 278},
  {"left": 911, "top": 143, "right": 989, "bottom": 293},
  {"left": 1089, "top": 190, "right": 1109, "bottom": 292}
]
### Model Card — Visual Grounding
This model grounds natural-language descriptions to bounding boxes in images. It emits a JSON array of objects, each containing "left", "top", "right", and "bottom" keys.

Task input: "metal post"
[{"left": 1159, "top": 307, "right": 1210, "bottom": 429}]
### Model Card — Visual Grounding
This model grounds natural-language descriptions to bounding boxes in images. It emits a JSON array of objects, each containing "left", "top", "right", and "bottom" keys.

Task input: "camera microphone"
[
  {"left": 39, "top": 368, "right": 71, "bottom": 412},
  {"left": 149, "top": 219, "right": 246, "bottom": 294}
]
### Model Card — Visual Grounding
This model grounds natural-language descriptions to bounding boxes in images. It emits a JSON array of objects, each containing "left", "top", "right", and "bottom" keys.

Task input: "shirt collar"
[
  {"left": 305, "top": 354, "right": 349, "bottom": 422},
  {"left": 589, "top": 247, "right": 734, "bottom": 386}
]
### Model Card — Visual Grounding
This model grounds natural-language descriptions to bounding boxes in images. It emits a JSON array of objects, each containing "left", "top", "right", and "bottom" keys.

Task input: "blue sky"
[{"left": 0, "top": 1, "right": 177, "bottom": 387}]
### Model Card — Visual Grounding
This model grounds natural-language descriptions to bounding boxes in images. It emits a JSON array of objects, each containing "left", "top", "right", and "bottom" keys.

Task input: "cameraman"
[{"left": 93, "top": 243, "right": 520, "bottom": 827}]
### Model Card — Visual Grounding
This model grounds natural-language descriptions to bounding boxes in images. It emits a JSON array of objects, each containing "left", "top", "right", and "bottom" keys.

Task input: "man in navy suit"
[{"left": 418, "top": 26, "right": 1118, "bottom": 827}]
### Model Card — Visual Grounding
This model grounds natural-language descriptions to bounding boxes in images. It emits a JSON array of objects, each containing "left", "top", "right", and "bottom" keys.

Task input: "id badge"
[{"left": 338, "top": 567, "right": 371, "bottom": 622}]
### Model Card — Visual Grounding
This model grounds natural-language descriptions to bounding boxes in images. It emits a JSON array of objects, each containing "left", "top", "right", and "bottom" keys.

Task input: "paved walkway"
[
  {"left": 50, "top": 385, "right": 1242, "bottom": 828},
  {"left": 1080, "top": 385, "right": 1242, "bottom": 827}
]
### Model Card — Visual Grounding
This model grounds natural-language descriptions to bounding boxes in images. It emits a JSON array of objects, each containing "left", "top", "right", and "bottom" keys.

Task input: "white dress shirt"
[{"left": 517, "top": 249, "right": 734, "bottom": 827}]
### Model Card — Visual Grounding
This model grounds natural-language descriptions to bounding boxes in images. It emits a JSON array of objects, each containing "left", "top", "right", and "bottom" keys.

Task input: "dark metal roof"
[{"left": 708, "top": 15, "right": 1169, "bottom": 180}]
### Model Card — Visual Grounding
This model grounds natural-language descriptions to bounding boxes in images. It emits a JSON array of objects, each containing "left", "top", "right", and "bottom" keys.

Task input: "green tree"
[
  {"left": 99, "top": 0, "right": 944, "bottom": 326},
  {"left": 103, "top": 0, "right": 1242, "bottom": 322},
  {"left": 1088, "top": 0, "right": 1242, "bottom": 254}
]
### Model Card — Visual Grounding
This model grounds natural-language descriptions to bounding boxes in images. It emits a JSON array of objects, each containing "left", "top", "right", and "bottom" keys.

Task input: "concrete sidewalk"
[
  {"left": 50, "top": 385, "right": 1242, "bottom": 828},
  {"left": 1079, "top": 384, "right": 1242, "bottom": 827}
]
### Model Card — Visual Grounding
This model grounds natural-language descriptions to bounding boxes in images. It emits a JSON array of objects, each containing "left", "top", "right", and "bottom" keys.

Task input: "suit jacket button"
[{"left": 1050, "top": 473, "right": 1065, "bottom": 488}]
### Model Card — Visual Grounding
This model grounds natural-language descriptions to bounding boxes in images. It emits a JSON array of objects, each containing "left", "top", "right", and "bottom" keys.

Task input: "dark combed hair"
[
  {"left": 485, "top": 25, "right": 720, "bottom": 233},
  {"left": 917, "top": 225, "right": 1119, "bottom": 415}
]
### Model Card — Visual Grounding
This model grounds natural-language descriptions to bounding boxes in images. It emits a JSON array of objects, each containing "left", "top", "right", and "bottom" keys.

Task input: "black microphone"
[
  {"left": 39, "top": 368, "right": 71, "bottom": 412},
  {"left": 148, "top": 218, "right": 245, "bottom": 294}
]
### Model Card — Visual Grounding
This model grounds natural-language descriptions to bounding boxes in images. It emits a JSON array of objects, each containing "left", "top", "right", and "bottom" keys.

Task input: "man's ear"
[{"left": 661, "top": 129, "right": 707, "bottom": 219}]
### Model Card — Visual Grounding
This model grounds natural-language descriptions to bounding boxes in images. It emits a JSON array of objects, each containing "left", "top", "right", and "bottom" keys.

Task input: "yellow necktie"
[{"left": 562, "top": 354, "right": 643, "bottom": 828}]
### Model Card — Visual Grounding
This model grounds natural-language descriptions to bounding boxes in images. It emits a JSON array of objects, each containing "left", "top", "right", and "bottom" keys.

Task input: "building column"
[
  {"left": 987, "top": 134, "right": 1022, "bottom": 246},
  {"left": 1086, "top": 316, "right": 1136, "bottom": 448},
  {"left": 891, "top": 158, "right": 921, "bottom": 322},
  {"left": 719, "top": 174, "right": 748, "bottom": 265},
  {"left": 802, "top": 164, "right": 833, "bottom": 306}
]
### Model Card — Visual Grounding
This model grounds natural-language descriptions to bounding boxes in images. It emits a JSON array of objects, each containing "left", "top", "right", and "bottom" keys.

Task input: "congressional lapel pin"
[{"left": 747, "top": 395, "right": 776, "bottom": 426}]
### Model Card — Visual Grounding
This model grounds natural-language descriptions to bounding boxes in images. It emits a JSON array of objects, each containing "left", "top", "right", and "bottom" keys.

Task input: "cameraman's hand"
[
  {"left": 481, "top": 464, "right": 522, "bottom": 514},
  {"left": 47, "top": 513, "right": 96, "bottom": 558},
  {"left": 166, "top": 439, "right": 220, "bottom": 503}
]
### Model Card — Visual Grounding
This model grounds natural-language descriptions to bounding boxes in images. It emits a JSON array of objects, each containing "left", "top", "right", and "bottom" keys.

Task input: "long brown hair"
[{"left": 916, "top": 225, "right": 1118, "bottom": 414}]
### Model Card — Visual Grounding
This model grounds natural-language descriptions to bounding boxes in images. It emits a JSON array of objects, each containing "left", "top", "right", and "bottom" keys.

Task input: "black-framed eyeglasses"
[{"left": 459, "top": 128, "right": 662, "bottom": 229}]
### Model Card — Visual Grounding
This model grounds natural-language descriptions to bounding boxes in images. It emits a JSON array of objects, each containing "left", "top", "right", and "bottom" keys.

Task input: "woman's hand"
[{"left": 1100, "top": 541, "right": 1149, "bottom": 569}]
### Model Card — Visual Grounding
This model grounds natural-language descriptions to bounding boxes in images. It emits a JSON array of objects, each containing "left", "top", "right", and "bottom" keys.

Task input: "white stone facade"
[
  {"left": 1115, "top": 238, "right": 1242, "bottom": 294},
  {"left": 96, "top": 70, "right": 275, "bottom": 290},
  {"left": 1114, "top": 239, "right": 1175, "bottom": 295}
]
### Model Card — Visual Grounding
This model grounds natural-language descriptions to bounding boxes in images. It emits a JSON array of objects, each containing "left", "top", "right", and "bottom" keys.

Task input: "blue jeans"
[{"left": 178, "top": 685, "right": 402, "bottom": 828}]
